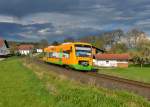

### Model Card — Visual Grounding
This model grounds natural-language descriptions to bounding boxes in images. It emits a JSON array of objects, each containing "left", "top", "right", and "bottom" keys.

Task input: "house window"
[{"left": 106, "top": 60, "right": 109, "bottom": 64}]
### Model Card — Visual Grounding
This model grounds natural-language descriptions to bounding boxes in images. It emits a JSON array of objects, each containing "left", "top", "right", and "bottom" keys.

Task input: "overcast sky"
[{"left": 0, "top": 0, "right": 150, "bottom": 42}]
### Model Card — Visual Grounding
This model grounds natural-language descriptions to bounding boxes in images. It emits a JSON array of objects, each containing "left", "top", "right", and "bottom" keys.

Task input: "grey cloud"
[
  {"left": 0, "top": 0, "right": 79, "bottom": 17},
  {"left": 1, "top": 0, "right": 150, "bottom": 42}
]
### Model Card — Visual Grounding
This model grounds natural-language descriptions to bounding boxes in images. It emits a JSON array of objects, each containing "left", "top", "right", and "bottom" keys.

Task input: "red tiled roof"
[
  {"left": 0, "top": 38, "right": 5, "bottom": 48},
  {"left": 95, "top": 53, "right": 129, "bottom": 60},
  {"left": 17, "top": 45, "right": 34, "bottom": 50}
]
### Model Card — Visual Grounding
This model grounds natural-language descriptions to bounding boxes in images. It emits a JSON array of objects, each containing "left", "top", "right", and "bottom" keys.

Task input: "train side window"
[
  {"left": 93, "top": 55, "right": 95, "bottom": 59},
  {"left": 70, "top": 47, "right": 72, "bottom": 52},
  {"left": 49, "top": 52, "right": 53, "bottom": 58},
  {"left": 43, "top": 52, "right": 46, "bottom": 56},
  {"left": 46, "top": 52, "right": 49, "bottom": 57},
  {"left": 63, "top": 51, "right": 70, "bottom": 58}
]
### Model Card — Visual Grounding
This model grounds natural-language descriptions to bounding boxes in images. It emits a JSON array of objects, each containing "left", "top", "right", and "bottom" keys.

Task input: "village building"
[
  {"left": 36, "top": 49, "right": 43, "bottom": 53},
  {"left": 17, "top": 44, "right": 34, "bottom": 55},
  {"left": 93, "top": 53, "right": 129, "bottom": 68},
  {"left": 0, "top": 38, "right": 10, "bottom": 57}
]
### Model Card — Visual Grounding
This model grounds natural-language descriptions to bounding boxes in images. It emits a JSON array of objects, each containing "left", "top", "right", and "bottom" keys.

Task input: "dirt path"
[{"left": 0, "top": 58, "right": 5, "bottom": 61}]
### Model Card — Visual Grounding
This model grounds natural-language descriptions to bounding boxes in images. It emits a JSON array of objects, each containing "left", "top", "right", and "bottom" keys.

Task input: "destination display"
[{"left": 75, "top": 47, "right": 91, "bottom": 51}]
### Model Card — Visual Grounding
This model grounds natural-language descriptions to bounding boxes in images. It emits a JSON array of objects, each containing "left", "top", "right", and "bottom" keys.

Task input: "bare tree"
[
  {"left": 40, "top": 39, "right": 49, "bottom": 48},
  {"left": 127, "top": 29, "right": 145, "bottom": 48}
]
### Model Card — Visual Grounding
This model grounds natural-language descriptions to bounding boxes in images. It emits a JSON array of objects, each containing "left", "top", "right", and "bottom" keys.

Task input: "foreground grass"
[
  {"left": 98, "top": 66, "right": 150, "bottom": 83},
  {"left": 0, "top": 57, "right": 150, "bottom": 107},
  {"left": 0, "top": 57, "right": 53, "bottom": 107}
]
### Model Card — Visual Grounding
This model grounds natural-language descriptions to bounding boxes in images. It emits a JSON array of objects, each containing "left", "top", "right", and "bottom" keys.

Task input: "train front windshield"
[{"left": 75, "top": 45, "right": 92, "bottom": 57}]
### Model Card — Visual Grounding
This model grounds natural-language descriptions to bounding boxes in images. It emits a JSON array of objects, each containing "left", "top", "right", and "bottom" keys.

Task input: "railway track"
[
  {"left": 25, "top": 58, "right": 150, "bottom": 100},
  {"left": 86, "top": 72, "right": 150, "bottom": 89}
]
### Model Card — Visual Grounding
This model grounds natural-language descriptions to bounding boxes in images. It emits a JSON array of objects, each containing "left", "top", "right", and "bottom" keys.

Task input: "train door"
[{"left": 62, "top": 45, "right": 72, "bottom": 65}]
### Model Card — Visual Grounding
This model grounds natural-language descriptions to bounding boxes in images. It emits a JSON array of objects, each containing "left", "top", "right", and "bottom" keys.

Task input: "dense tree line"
[
  {"left": 8, "top": 28, "right": 150, "bottom": 67},
  {"left": 78, "top": 29, "right": 150, "bottom": 67}
]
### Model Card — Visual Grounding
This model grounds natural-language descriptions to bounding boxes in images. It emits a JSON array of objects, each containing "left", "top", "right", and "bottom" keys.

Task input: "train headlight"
[{"left": 79, "top": 61, "right": 89, "bottom": 66}]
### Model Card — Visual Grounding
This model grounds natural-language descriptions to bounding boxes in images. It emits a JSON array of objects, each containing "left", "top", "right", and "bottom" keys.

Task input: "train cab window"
[{"left": 75, "top": 45, "right": 92, "bottom": 57}]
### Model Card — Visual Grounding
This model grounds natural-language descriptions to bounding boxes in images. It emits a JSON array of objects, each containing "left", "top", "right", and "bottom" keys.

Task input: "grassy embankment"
[
  {"left": 98, "top": 65, "right": 150, "bottom": 83},
  {"left": 0, "top": 57, "right": 150, "bottom": 107}
]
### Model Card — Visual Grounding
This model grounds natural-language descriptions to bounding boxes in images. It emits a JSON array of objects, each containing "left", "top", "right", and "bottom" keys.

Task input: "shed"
[
  {"left": 17, "top": 44, "right": 34, "bottom": 55},
  {"left": 94, "top": 53, "right": 129, "bottom": 68}
]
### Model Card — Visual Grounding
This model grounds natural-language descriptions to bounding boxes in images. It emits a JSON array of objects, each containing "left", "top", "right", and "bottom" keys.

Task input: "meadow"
[
  {"left": 98, "top": 65, "right": 150, "bottom": 83},
  {"left": 0, "top": 57, "right": 150, "bottom": 107}
]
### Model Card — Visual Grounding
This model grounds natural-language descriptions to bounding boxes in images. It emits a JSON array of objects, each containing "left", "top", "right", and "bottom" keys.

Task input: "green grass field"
[
  {"left": 98, "top": 65, "right": 150, "bottom": 83},
  {"left": 0, "top": 57, "right": 150, "bottom": 107}
]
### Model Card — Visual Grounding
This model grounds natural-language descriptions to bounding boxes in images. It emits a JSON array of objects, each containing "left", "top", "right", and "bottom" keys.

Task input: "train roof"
[
  {"left": 44, "top": 42, "right": 104, "bottom": 53},
  {"left": 61, "top": 42, "right": 92, "bottom": 46},
  {"left": 47, "top": 42, "right": 92, "bottom": 48}
]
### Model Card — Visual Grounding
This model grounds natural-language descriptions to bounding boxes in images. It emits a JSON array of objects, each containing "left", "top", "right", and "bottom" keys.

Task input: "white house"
[
  {"left": 94, "top": 53, "right": 129, "bottom": 68},
  {"left": 0, "top": 38, "right": 10, "bottom": 57},
  {"left": 17, "top": 44, "right": 34, "bottom": 55},
  {"left": 36, "top": 49, "right": 43, "bottom": 53}
]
